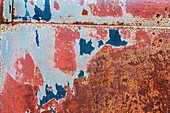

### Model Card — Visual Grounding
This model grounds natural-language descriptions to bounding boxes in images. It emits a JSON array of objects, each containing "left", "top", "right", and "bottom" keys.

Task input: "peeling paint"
[
  {"left": 0, "top": 0, "right": 170, "bottom": 113},
  {"left": 11, "top": 0, "right": 170, "bottom": 27}
]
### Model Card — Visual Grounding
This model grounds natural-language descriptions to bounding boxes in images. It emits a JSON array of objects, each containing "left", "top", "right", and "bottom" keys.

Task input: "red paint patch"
[
  {"left": 126, "top": 0, "right": 169, "bottom": 18},
  {"left": 89, "top": 0, "right": 123, "bottom": 17},
  {"left": 79, "top": 0, "right": 84, "bottom": 6},
  {"left": 41, "top": 110, "right": 53, "bottom": 113},
  {"left": 120, "top": 29, "right": 131, "bottom": 40},
  {"left": 29, "top": 0, "right": 34, "bottom": 6},
  {"left": 54, "top": 26, "right": 80, "bottom": 75},
  {"left": 89, "top": 28, "right": 108, "bottom": 41},
  {"left": 54, "top": 0, "right": 59, "bottom": 11},
  {"left": 1, "top": 73, "right": 39, "bottom": 113},
  {"left": 14, "top": 52, "right": 43, "bottom": 86},
  {"left": 135, "top": 30, "right": 152, "bottom": 43},
  {"left": 47, "top": 86, "right": 52, "bottom": 91}
]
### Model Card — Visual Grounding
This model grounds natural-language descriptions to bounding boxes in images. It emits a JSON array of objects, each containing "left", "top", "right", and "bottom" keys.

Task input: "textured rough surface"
[
  {"left": 0, "top": 24, "right": 169, "bottom": 112},
  {"left": 0, "top": 0, "right": 170, "bottom": 113},
  {"left": 12, "top": 0, "right": 170, "bottom": 27}
]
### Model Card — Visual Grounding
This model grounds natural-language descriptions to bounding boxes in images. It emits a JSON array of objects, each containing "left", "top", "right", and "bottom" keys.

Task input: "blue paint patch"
[
  {"left": 35, "top": 91, "right": 38, "bottom": 96},
  {"left": 78, "top": 70, "right": 84, "bottom": 78},
  {"left": 24, "top": 0, "right": 30, "bottom": 17},
  {"left": 78, "top": 27, "right": 81, "bottom": 30},
  {"left": 71, "top": 90, "right": 73, "bottom": 93},
  {"left": 9, "top": 5, "right": 11, "bottom": 13},
  {"left": 98, "top": 40, "right": 104, "bottom": 47},
  {"left": 35, "top": 30, "right": 39, "bottom": 47},
  {"left": 106, "top": 29, "right": 127, "bottom": 46},
  {"left": 38, "top": 84, "right": 66, "bottom": 107},
  {"left": 79, "top": 38, "right": 95, "bottom": 55},
  {"left": 33, "top": 0, "right": 51, "bottom": 21},
  {"left": 13, "top": 16, "right": 28, "bottom": 22},
  {"left": 13, "top": 0, "right": 32, "bottom": 22},
  {"left": 51, "top": 107, "right": 56, "bottom": 113},
  {"left": 67, "top": 81, "right": 70, "bottom": 87}
]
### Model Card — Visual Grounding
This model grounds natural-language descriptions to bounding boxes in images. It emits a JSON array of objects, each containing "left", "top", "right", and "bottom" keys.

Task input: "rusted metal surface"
[
  {"left": 12, "top": 0, "right": 170, "bottom": 27},
  {"left": 0, "top": 0, "right": 170, "bottom": 113}
]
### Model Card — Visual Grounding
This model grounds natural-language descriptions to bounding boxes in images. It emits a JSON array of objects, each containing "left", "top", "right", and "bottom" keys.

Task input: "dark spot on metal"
[
  {"left": 35, "top": 30, "right": 39, "bottom": 47},
  {"left": 82, "top": 9, "right": 88, "bottom": 16},
  {"left": 156, "top": 13, "right": 161, "bottom": 18},
  {"left": 9, "top": 5, "right": 11, "bottom": 13},
  {"left": 122, "top": 78, "right": 127, "bottom": 82},
  {"left": 134, "top": 100, "right": 138, "bottom": 104},
  {"left": 117, "top": 21, "right": 124, "bottom": 25},
  {"left": 126, "top": 94, "right": 129, "bottom": 101},
  {"left": 68, "top": 14, "right": 72, "bottom": 18},
  {"left": 159, "top": 39, "right": 162, "bottom": 42}
]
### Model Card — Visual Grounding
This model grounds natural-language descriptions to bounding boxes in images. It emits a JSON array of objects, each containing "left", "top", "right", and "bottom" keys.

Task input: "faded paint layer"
[
  {"left": 0, "top": 0, "right": 169, "bottom": 112},
  {"left": 0, "top": 23, "right": 169, "bottom": 112},
  {"left": 12, "top": 0, "right": 170, "bottom": 27}
]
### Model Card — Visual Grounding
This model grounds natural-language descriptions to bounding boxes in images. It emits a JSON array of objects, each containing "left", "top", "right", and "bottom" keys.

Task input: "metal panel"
[
  {"left": 0, "top": 23, "right": 169, "bottom": 112},
  {"left": 13, "top": 0, "right": 170, "bottom": 26},
  {"left": 0, "top": 0, "right": 170, "bottom": 113},
  {"left": 0, "top": 0, "right": 12, "bottom": 23}
]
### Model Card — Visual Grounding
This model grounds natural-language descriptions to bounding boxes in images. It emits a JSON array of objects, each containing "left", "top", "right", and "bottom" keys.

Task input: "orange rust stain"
[
  {"left": 47, "top": 86, "right": 52, "bottom": 91},
  {"left": 85, "top": 37, "right": 169, "bottom": 112}
]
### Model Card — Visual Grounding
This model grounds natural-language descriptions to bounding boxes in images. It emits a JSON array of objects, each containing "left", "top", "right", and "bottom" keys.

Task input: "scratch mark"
[{"left": 35, "top": 30, "right": 39, "bottom": 47}]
